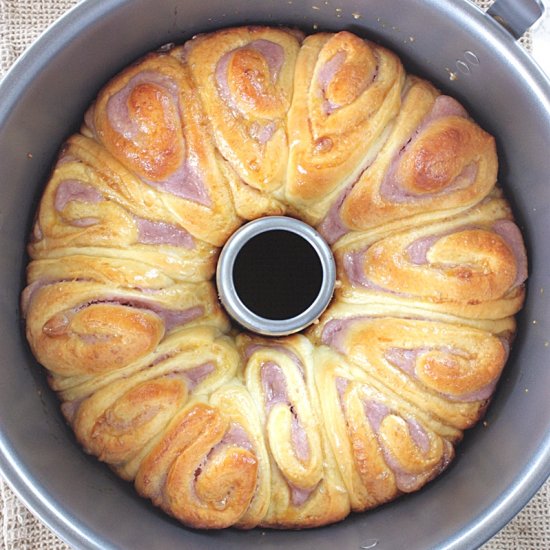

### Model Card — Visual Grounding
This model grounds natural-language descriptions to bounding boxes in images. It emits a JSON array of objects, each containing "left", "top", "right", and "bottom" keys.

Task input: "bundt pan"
[{"left": 0, "top": 0, "right": 549, "bottom": 548}]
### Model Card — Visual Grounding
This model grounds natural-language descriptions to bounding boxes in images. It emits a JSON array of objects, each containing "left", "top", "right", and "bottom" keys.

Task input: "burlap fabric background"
[{"left": 0, "top": 0, "right": 548, "bottom": 548}]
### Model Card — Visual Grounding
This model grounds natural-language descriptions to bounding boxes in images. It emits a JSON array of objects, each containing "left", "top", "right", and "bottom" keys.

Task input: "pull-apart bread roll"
[
  {"left": 287, "top": 31, "right": 404, "bottom": 223},
  {"left": 310, "top": 304, "right": 514, "bottom": 432},
  {"left": 333, "top": 193, "right": 527, "bottom": 320},
  {"left": 28, "top": 133, "right": 219, "bottom": 283},
  {"left": 318, "top": 77, "right": 498, "bottom": 243},
  {"left": 85, "top": 53, "right": 241, "bottom": 246},
  {"left": 314, "top": 348, "right": 455, "bottom": 511},
  {"left": 238, "top": 334, "right": 350, "bottom": 527},
  {"left": 23, "top": 26, "right": 527, "bottom": 530},
  {"left": 182, "top": 26, "right": 300, "bottom": 218}
]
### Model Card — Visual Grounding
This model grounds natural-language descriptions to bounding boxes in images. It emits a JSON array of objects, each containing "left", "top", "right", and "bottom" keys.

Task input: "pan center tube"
[{"left": 216, "top": 216, "right": 336, "bottom": 336}]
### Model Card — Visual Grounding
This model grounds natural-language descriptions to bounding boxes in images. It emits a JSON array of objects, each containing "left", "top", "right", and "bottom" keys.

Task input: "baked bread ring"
[{"left": 23, "top": 26, "right": 527, "bottom": 530}]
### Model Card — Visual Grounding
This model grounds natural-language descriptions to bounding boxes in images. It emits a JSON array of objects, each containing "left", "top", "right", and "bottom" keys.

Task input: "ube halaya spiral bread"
[{"left": 22, "top": 26, "right": 527, "bottom": 530}]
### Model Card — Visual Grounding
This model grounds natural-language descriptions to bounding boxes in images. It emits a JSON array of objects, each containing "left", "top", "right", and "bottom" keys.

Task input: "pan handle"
[{"left": 487, "top": 0, "right": 545, "bottom": 39}]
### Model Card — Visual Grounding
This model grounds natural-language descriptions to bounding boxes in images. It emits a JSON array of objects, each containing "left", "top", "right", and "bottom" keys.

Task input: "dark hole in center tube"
[{"left": 232, "top": 230, "right": 323, "bottom": 321}]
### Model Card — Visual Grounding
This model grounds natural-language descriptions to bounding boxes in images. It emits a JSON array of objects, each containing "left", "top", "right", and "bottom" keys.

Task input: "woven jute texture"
[{"left": 0, "top": 0, "right": 547, "bottom": 548}]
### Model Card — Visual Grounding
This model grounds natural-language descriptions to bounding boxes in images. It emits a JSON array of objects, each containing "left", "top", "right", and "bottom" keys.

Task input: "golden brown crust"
[
  {"left": 183, "top": 27, "right": 301, "bottom": 196},
  {"left": 313, "top": 348, "right": 455, "bottom": 511},
  {"left": 28, "top": 134, "right": 219, "bottom": 281},
  {"left": 89, "top": 54, "right": 241, "bottom": 246},
  {"left": 286, "top": 32, "right": 405, "bottom": 223},
  {"left": 239, "top": 334, "right": 350, "bottom": 528},
  {"left": 22, "top": 27, "right": 527, "bottom": 531},
  {"left": 310, "top": 305, "right": 510, "bottom": 430},
  {"left": 337, "top": 77, "right": 498, "bottom": 235},
  {"left": 333, "top": 196, "right": 526, "bottom": 320},
  {"left": 25, "top": 280, "right": 227, "bottom": 378},
  {"left": 135, "top": 400, "right": 259, "bottom": 529}
]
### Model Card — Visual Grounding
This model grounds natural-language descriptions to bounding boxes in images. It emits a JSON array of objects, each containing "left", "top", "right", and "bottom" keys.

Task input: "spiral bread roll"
[
  {"left": 286, "top": 31, "right": 404, "bottom": 224},
  {"left": 23, "top": 27, "right": 527, "bottom": 530}
]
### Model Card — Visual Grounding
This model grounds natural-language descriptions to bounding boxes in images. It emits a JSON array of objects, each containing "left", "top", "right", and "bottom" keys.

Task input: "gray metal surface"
[
  {"left": 488, "top": 0, "right": 545, "bottom": 39},
  {"left": 217, "top": 217, "right": 336, "bottom": 336},
  {"left": 0, "top": 1, "right": 548, "bottom": 549}
]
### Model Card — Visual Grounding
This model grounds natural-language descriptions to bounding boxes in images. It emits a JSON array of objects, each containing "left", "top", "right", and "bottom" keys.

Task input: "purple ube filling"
[
  {"left": 106, "top": 71, "right": 211, "bottom": 206},
  {"left": 317, "top": 94, "right": 475, "bottom": 243},
  {"left": 215, "top": 39, "right": 283, "bottom": 143},
  {"left": 42, "top": 297, "right": 204, "bottom": 336},
  {"left": 383, "top": 346, "right": 500, "bottom": 402},
  {"left": 134, "top": 217, "right": 195, "bottom": 248},
  {"left": 335, "top": 376, "right": 450, "bottom": 492},
  {"left": 363, "top": 398, "right": 451, "bottom": 492},
  {"left": 344, "top": 221, "right": 528, "bottom": 293},
  {"left": 323, "top": 318, "right": 508, "bottom": 403},
  {"left": 55, "top": 179, "right": 102, "bottom": 211},
  {"left": 405, "top": 220, "right": 527, "bottom": 290},
  {"left": 316, "top": 49, "right": 378, "bottom": 114},
  {"left": 260, "top": 361, "right": 315, "bottom": 506},
  {"left": 54, "top": 179, "right": 196, "bottom": 247}
]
